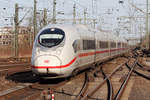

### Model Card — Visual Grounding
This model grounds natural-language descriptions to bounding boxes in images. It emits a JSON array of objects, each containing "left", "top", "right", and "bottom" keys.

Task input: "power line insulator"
[{"left": 119, "top": 0, "right": 124, "bottom": 4}]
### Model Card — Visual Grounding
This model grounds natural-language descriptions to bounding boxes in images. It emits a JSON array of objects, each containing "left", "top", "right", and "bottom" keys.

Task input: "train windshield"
[{"left": 38, "top": 28, "right": 65, "bottom": 48}]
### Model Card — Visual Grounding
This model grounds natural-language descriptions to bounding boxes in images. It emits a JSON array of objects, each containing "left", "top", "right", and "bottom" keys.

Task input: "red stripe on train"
[
  {"left": 32, "top": 48, "right": 128, "bottom": 69},
  {"left": 32, "top": 57, "right": 77, "bottom": 68}
]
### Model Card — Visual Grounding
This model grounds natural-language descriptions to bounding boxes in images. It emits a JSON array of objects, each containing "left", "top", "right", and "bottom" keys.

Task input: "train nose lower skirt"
[{"left": 33, "top": 55, "right": 61, "bottom": 73}]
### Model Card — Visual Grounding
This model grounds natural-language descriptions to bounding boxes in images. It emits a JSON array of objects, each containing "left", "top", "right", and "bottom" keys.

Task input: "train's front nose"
[
  {"left": 32, "top": 27, "right": 65, "bottom": 77},
  {"left": 32, "top": 55, "right": 61, "bottom": 75}
]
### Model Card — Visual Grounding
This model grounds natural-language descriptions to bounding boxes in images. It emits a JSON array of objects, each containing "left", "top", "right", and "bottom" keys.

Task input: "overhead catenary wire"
[
  {"left": 128, "top": 0, "right": 146, "bottom": 14},
  {"left": 72, "top": 0, "right": 87, "bottom": 9},
  {"left": 18, "top": 9, "right": 32, "bottom": 24}
]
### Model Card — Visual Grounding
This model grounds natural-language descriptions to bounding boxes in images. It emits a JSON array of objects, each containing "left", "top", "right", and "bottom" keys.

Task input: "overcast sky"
[
  {"left": 0, "top": 0, "right": 148, "bottom": 41},
  {"left": 0, "top": 0, "right": 129, "bottom": 26}
]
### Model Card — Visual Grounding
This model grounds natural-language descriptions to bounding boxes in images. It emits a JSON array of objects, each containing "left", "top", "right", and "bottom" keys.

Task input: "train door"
[{"left": 72, "top": 39, "right": 80, "bottom": 67}]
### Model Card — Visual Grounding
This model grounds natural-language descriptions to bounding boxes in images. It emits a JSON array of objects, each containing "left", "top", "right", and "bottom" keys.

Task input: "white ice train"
[{"left": 31, "top": 24, "right": 128, "bottom": 78}]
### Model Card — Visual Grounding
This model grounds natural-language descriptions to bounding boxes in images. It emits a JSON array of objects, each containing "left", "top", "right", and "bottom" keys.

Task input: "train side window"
[
  {"left": 83, "top": 40, "right": 95, "bottom": 50},
  {"left": 72, "top": 40, "right": 80, "bottom": 53},
  {"left": 118, "top": 42, "right": 121, "bottom": 48},
  {"left": 99, "top": 41, "right": 108, "bottom": 49},
  {"left": 123, "top": 43, "right": 125, "bottom": 48},
  {"left": 111, "top": 42, "right": 116, "bottom": 48},
  {"left": 3, "top": 41, "right": 5, "bottom": 45},
  {"left": 125, "top": 43, "right": 127, "bottom": 48},
  {"left": 122, "top": 43, "right": 124, "bottom": 48}
]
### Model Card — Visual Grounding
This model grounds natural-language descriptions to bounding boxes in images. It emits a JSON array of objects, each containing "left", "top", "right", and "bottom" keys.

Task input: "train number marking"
[{"left": 44, "top": 60, "right": 50, "bottom": 63}]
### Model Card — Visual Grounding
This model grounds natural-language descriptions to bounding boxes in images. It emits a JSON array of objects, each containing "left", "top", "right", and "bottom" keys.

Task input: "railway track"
[
  {"left": 0, "top": 63, "right": 30, "bottom": 68},
  {"left": 80, "top": 60, "right": 128, "bottom": 100},
  {"left": 0, "top": 57, "right": 31, "bottom": 65},
  {"left": 101, "top": 66, "right": 113, "bottom": 100},
  {"left": 130, "top": 49, "right": 150, "bottom": 80},
  {"left": 126, "top": 62, "right": 150, "bottom": 80},
  {"left": 136, "top": 62, "right": 150, "bottom": 72},
  {"left": 0, "top": 80, "right": 68, "bottom": 100},
  {"left": 78, "top": 50, "right": 150, "bottom": 100},
  {"left": 0, "top": 59, "right": 149, "bottom": 100},
  {"left": 0, "top": 67, "right": 90, "bottom": 100},
  {"left": 0, "top": 63, "right": 31, "bottom": 76},
  {"left": 78, "top": 55, "right": 148, "bottom": 100},
  {"left": 0, "top": 49, "right": 150, "bottom": 100},
  {"left": 75, "top": 72, "right": 89, "bottom": 100},
  {"left": 0, "top": 83, "right": 41, "bottom": 100},
  {"left": 62, "top": 50, "right": 150, "bottom": 100},
  {"left": 113, "top": 59, "right": 137, "bottom": 100}
]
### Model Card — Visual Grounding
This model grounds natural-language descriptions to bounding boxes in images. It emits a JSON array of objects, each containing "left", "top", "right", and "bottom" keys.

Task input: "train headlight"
[{"left": 56, "top": 49, "right": 61, "bottom": 55}]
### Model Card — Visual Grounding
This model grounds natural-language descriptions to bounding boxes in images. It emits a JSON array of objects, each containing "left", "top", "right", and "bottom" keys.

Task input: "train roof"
[{"left": 39, "top": 24, "right": 127, "bottom": 43}]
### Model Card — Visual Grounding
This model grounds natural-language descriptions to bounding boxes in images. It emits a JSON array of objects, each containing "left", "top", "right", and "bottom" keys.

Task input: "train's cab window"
[
  {"left": 99, "top": 41, "right": 108, "bottom": 49},
  {"left": 72, "top": 40, "right": 80, "bottom": 53},
  {"left": 83, "top": 40, "right": 96, "bottom": 50},
  {"left": 111, "top": 42, "right": 116, "bottom": 48},
  {"left": 38, "top": 28, "right": 65, "bottom": 48}
]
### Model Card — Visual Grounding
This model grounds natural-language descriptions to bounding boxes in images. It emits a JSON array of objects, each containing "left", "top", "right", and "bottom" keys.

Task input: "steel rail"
[
  {"left": 0, "top": 84, "right": 38, "bottom": 100},
  {"left": 81, "top": 60, "right": 128, "bottom": 100},
  {"left": 136, "top": 62, "right": 150, "bottom": 72},
  {"left": 100, "top": 66, "right": 113, "bottom": 100},
  {"left": 113, "top": 59, "right": 137, "bottom": 100},
  {"left": 0, "top": 63, "right": 31, "bottom": 67},
  {"left": 75, "top": 72, "right": 89, "bottom": 100},
  {"left": 0, "top": 67, "right": 31, "bottom": 76},
  {"left": 126, "top": 63, "right": 150, "bottom": 80}
]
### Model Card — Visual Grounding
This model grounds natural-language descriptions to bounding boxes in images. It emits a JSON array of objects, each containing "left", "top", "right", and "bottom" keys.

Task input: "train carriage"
[{"left": 31, "top": 24, "right": 129, "bottom": 78}]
